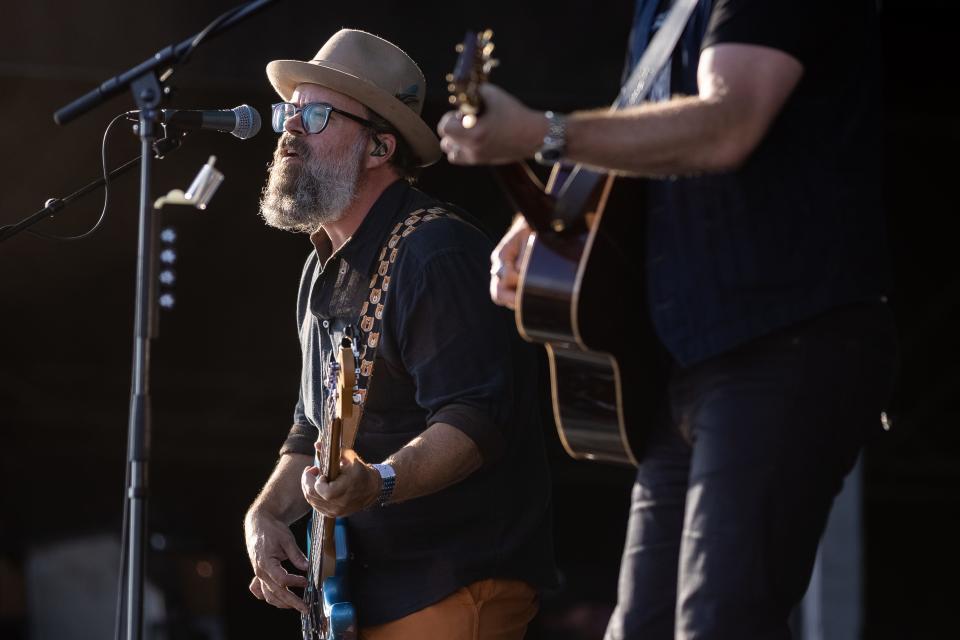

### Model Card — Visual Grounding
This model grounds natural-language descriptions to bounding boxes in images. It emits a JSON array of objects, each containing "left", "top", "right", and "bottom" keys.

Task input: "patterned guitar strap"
[{"left": 346, "top": 206, "right": 459, "bottom": 438}]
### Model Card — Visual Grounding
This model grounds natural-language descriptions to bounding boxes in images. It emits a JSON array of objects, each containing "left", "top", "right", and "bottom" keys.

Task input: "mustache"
[{"left": 273, "top": 134, "right": 312, "bottom": 163}]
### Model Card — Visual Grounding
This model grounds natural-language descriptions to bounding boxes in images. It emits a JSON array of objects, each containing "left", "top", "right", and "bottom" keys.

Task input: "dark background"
[{"left": 0, "top": 1, "right": 957, "bottom": 638}]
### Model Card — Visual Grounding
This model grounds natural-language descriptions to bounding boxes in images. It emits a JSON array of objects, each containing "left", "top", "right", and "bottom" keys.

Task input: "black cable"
[
  {"left": 27, "top": 112, "right": 127, "bottom": 241},
  {"left": 176, "top": 1, "right": 251, "bottom": 68},
  {"left": 113, "top": 458, "right": 133, "bottom": 640}
]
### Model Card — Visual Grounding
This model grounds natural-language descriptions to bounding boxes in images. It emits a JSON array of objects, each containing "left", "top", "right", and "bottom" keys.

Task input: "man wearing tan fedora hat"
[{"left": 242, "top": 29, "right": 556, "bottom": 639}]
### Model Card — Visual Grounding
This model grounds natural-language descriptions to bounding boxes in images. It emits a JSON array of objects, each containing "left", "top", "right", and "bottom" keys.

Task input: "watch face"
[
  {"left": 535, "top": 148, "right": 562, "bottom": 165},
  {"left": 541, "top": 147, "right": 562, "bottom": 161}
]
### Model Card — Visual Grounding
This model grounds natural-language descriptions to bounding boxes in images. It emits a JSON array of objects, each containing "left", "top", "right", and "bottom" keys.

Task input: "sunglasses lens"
[
  {"left": 301, "top": 104, "right": 329, "bottom": 134},
  {"left": 271, "top": 103, "right": 294, "bottom": 133}
]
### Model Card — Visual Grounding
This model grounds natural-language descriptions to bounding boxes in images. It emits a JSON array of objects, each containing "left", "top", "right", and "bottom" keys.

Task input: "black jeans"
[{"left": 605, "top": 302, "right": 897, "bottom": 640}]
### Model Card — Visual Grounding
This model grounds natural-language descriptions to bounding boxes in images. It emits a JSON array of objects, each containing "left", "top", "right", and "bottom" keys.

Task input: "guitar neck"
[
  {"left": 490, "top": 163, "right": 555, "bottom": 234},
  {"left": 326, "top": 417, "right": 342, "bottom": 482}
]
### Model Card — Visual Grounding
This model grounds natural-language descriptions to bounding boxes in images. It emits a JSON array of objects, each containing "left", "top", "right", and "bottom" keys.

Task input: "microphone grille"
[{"left": 231, "top": 104, "right": 261, "bottom": 139}]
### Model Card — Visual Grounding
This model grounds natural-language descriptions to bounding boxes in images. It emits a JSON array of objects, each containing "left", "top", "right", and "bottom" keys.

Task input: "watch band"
[
  {"left": 371, "top": 463, "right": 396, "bottom": 506},
  {"left": 534, "top": 110, "right": 567, "bottom": 166}
]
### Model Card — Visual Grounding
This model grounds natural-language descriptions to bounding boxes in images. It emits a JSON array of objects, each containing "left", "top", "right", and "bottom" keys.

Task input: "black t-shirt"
[
  {"left": 641, "top": 0, "right": 889, "bottom": 365},
  {"left": 703, "top": 0, "right": 878, "bottom": 95}
]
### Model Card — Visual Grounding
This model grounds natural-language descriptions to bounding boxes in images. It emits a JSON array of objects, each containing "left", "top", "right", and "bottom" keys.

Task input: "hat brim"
[{"left": 267, "top": 59, "right": 441, "bottom": 167}]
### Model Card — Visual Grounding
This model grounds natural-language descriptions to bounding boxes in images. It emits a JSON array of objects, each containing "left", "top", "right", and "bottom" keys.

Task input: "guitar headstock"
[{"left": 446, "top": 29, "right": 498, "bottom": 129}]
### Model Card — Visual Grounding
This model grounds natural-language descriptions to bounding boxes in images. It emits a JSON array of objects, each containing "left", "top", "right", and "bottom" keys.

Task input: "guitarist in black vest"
[
  {"left": 244, "top": 30, "right": 556, "bottom": 639},
  {"left": 438, "top": 1, "right": 896, "bottom": 638}
]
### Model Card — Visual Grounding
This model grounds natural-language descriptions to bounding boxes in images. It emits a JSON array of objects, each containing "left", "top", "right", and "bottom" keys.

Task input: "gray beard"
[{"left": 259, "top": 135, "right": 366, "bottom": 233}]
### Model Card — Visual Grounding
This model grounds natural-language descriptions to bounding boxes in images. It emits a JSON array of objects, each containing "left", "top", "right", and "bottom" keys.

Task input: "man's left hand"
[
  {"left": 301, "top": 447, "right": 380, "bottom": 517},
  {"left": 437, "top": 84, "right": 546, "bottom": 165}
]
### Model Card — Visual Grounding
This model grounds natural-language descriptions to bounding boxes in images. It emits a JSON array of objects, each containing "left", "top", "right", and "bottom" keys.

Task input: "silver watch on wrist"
[
  {"left": 371, "top": 463, "right": 396, "bottom": 507},
  {"left": 534, "top": 110, "right": 567, "bottom": 166}
]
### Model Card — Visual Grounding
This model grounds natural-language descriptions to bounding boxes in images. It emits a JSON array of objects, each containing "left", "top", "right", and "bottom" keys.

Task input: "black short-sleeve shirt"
[{"left": 635, "top": 0, "right": 889, "bottom": 365}]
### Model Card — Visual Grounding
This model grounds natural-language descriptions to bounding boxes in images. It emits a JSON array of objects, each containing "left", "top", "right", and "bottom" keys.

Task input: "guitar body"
[
  {"left": 515, "top": 170, "right": 663, "bottom": 466},
  {"left": 303, "top": 518, "right": 356, "bottom": 640}
]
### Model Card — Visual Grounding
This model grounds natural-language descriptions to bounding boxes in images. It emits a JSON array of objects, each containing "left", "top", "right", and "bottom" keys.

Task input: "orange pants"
[{"left": 359, "top": 578, "right": 539, "bottom": 640}]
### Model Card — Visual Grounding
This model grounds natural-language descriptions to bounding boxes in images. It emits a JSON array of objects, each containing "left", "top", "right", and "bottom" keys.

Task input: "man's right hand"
[
  {"left": 244, "top": 507, "right": 309, "bottom": 614},
  {"left": 490, "top": 217, "right": 533, "bottom": 310}
]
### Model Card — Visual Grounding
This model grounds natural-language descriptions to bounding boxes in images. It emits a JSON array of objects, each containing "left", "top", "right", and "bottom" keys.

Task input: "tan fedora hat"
[{"left": 266, "top": 29, "right": 440, "bottom": 167}]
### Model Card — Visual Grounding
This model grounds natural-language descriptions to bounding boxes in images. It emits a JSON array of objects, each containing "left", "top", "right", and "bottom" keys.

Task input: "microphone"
[{"left": 127, "top": 104, "right": 262, "bottom": 139}]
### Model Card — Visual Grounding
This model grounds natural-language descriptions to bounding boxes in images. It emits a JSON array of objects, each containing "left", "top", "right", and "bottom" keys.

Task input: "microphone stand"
[
  {"left": 46, "top": 3, "right": 279, "bottom": 639},
  {"left": 125, "top": 72, "right": 163, "bottom": 640},
  {"left": 0, "top": 136, "right": 182, "bottom": 243}
]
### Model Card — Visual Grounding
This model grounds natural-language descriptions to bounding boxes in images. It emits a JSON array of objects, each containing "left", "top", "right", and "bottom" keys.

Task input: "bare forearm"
[
  {"left": 384, "top": 422, "right": 483, "bottom": 504},
  {"left": 246, "top": 453, "right": 313, "bottom": 525},
  {"left": 441, "top": 88, "right": 738, "bottom": 177},
  {"left": 562, "top": 45, "right": 804, "bottom": 177},
  {"left": 439, "top": 45, "right": 802, "bottom": 178},
  {"left": 564, "top": 95, "right": 738, "bottom": 177}
]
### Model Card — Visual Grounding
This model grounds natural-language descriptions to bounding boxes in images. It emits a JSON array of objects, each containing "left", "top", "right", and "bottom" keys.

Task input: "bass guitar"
[{"left": 302, "top": 336, "right": 359, "bottom": 640}]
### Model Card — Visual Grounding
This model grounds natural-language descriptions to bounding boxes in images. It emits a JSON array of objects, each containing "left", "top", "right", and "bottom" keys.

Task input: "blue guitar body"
[{"left": 302, "top": 518, "right": 356, "bottom": 640}]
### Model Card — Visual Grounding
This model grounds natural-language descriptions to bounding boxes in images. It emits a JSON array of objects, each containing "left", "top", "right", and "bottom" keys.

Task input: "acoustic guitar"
[{"left": 448, "top": 30, "right": 665, "bottom": 466}]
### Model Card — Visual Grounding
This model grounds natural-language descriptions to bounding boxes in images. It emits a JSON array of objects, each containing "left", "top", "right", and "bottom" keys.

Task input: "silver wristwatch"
[
  {"left": 534, "top": 110, "right": 567, "bottom": 166},
  {"left": 371, "top": 463, "right": 396, "bottom": 506}
]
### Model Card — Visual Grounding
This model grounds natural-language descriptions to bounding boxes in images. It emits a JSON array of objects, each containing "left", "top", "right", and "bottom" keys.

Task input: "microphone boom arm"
[
  {"left": 52, "top": 0, "right": 278, "bottom": 126},
  {"left": 0, "top": 136, "right": 183, "bottom": 243}
]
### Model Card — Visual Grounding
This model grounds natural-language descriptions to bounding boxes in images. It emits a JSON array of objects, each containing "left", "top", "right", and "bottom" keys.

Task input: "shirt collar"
[{"left": 310, "top": 179, "right": 411, "bottom": 274}]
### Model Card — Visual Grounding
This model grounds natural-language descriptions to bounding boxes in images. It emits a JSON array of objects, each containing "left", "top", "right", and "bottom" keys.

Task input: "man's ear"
[{"left": 367, "top": 133, "right": 396, "bottom": 167}]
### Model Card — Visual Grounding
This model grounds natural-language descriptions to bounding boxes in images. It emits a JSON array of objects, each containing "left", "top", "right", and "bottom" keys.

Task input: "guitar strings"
[{"left": 303, "top": 361, "right": 340, "bottom": 632}]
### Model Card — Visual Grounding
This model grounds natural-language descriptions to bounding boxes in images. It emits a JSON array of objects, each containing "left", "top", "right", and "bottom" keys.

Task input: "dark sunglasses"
[{"left": 271, "top": 101, "right": 377, "bottom": 135}]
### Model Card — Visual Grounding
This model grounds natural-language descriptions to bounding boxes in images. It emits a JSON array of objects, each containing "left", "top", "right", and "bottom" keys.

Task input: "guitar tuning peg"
[
  {"left": 447, "top": 83, "right": 457, "bottom": 92},
  {"left": 455, "top": 43, "right": 464, "bottom": 53},
  {"left": 445, "top": 73, "right": 454, "bottom": 82},
  {"left": 448, "top": 95, "right": 457, "bottom": 105},
  {"left": 482, "top": 29, "right": 494, "bottom": 39},
  {"left": 158, "top": 293, "right": 175, "bottom": 309}
]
